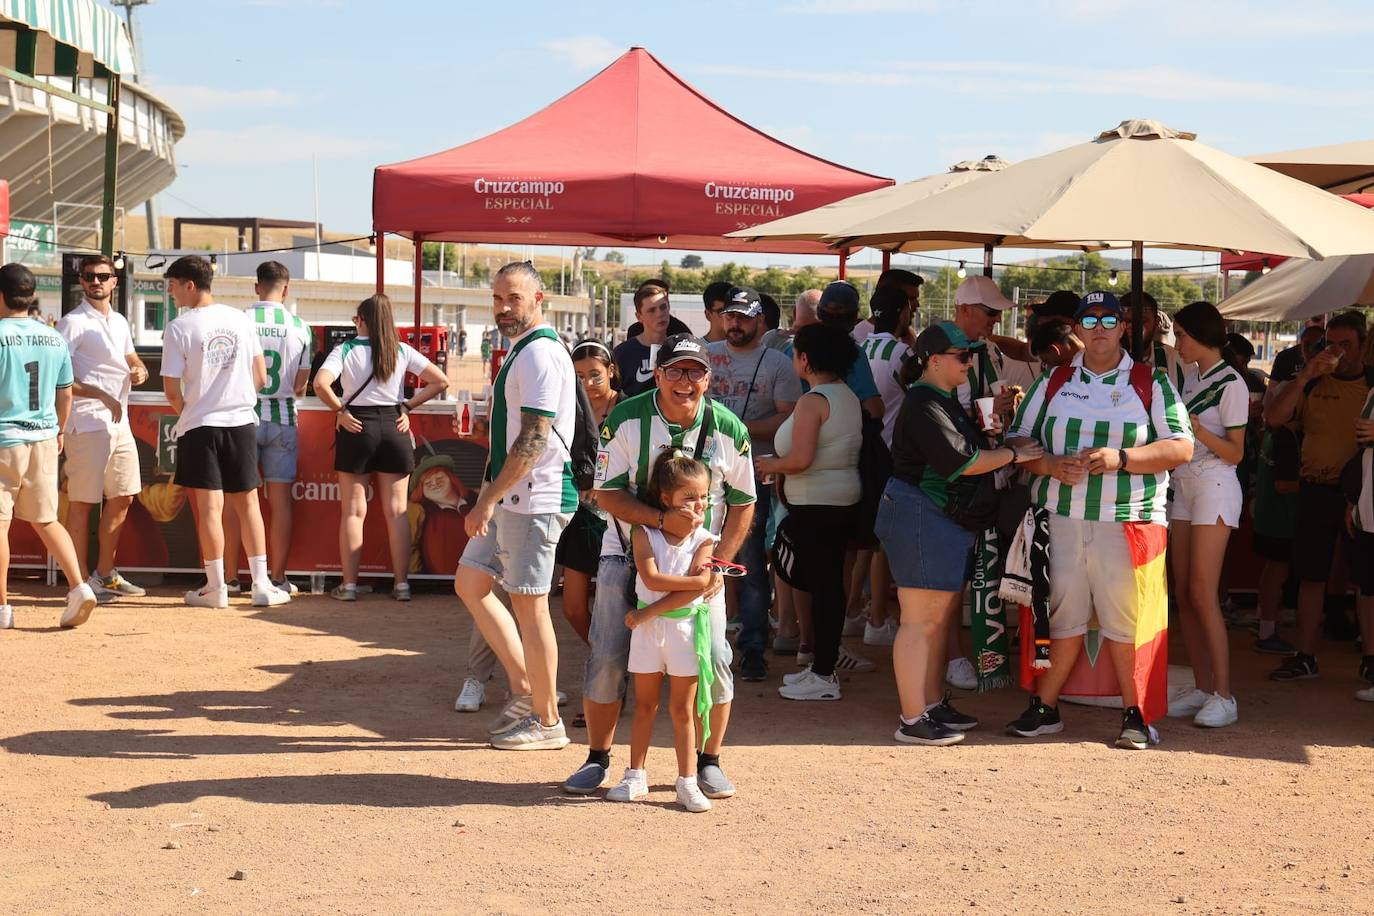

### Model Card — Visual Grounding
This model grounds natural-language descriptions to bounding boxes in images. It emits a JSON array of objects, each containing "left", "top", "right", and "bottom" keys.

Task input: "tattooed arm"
[{"left": 464, "top": 411, "right": 552, "bottom": 537}]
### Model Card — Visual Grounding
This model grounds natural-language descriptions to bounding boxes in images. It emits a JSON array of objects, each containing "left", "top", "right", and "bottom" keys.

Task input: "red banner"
[{"left": 11, "top": 403, "right": 491, "bottom": 579}]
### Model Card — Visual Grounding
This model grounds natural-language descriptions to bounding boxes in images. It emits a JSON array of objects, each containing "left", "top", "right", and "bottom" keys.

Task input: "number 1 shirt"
[{"left": 0, "top": 316, "right": 74, "bottom": 448}]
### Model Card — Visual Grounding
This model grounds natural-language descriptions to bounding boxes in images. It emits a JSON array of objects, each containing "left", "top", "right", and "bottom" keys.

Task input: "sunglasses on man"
[
  {"left": 1078, "top": 315, "right": 1120, "bottom": 330},
  {"left": 81, "top": 272, "right": 115, "bottom": 283}
]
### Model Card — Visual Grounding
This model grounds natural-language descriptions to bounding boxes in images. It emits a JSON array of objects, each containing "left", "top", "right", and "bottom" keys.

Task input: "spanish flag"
[{"left": 1125, "top": 522, "right": 1169, "bottom": 724}]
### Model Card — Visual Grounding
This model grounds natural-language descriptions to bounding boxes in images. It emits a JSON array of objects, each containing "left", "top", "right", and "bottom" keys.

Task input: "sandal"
[{"left": 571, "top": 711, "right": 586, "bottom": 728}]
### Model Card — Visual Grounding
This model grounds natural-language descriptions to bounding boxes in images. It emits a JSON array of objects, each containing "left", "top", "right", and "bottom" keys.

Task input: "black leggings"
[{"left": 774, "top": 502, "right": 858, "bottom": 677}]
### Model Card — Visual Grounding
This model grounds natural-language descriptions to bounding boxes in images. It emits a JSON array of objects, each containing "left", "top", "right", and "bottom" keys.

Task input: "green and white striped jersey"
[
  {"left": 1152, "top": 340, "right": 1186, "bottom": 392},
  {"left": 486, "top": 325, "right": 577, "bottom": 515},
  {"left": 593, "top": 390, "right": 756, "bottom": 557},
  {"left": 860, "top": 331, "right": 910, "bottom": 446},
  {"left": 955, "top": 336, "right": 1038, "bottom": 413},
  {"left": 1009, "top": 352, "right": 1192, "bottom": 524},
  {"left": 249, "top": 302, "right": 312, "bottom": 426},
  {"left": 1180, "top": 359, "right": 1249, "bottom": 469},
  {"left": 1350, "top": 388, "right": 1374, "bottom": 534}
]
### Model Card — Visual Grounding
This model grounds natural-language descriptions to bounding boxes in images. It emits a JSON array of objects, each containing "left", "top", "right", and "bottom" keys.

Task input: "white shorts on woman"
[{"left": 1169, "top": 463, "right": 1241, "bottom": 529}]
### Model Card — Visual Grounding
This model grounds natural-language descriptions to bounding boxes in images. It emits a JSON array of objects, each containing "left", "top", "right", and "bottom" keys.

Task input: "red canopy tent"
[
  {"left": 1222, "top": 193, "right": 1374, "bottom": 272},
  {"left": 372, "top": 47, "right": 893, "bottom": 321}
]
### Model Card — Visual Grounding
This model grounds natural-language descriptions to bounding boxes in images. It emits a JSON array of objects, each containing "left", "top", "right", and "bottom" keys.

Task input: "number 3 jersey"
[
  {"left": 249, "top": 301, "right": 313, "bottom": 426},
  {"left": 0, "top": 317, "right": 74, "bottom": 448}
]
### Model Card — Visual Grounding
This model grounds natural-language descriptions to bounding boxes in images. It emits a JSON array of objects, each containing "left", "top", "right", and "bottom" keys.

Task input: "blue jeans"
[{"left": 734, "top": 485, "right": 772, "bottom": 658}]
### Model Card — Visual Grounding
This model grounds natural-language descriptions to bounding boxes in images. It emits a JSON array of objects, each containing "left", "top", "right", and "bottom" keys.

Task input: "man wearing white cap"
[{"left": 952, "top": 276, "right": 1036, "bottom": 419}]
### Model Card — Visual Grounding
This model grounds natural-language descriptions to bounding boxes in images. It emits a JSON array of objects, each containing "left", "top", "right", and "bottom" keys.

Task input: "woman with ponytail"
[{"left": 1165, "top": 300, "right": 1249, "bottom": 729}]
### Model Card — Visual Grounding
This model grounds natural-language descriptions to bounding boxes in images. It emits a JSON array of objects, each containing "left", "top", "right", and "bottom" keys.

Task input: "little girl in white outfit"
[{"left": 606, "top": 451, "right": 717, "bottom": 813}]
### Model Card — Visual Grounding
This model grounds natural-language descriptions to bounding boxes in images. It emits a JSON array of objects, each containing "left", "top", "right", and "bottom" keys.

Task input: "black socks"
[
  {"left": 587, "top": 749, "right": 610, "bottom": 768},
  {"left": 697, "top": 752, "right": 720, "bottom": 771}
]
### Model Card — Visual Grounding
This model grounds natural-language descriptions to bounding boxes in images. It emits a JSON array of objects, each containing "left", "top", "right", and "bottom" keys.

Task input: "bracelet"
[
  {"left": 1118, "top": 448, "right": 1129, "bottom": 471},
  {"left": 1008, "top": 444, "right": 1019, "bottom": 462},
  {"left": 656, "top": 510, "right": 665, "bottom": 530}
]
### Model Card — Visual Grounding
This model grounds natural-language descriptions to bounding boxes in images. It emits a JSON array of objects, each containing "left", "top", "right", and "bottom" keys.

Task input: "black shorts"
[
  {"left": 1293, "top": 481, "right": 1348, "bottom": 583},
  {"left": 1354, "top": 531, "right": 1374, "bottom": 598},
  {"left": 334, "top": 405, "right": 415, "bottom": 476},
  {"left": 174, "top": 424, "right": 261, "bottom": 493},
  {"left": 1251, "top": 533, "right": 1294, "bottom": 564},
  {"left": 555, "top": 504, "right": 607, "bottom": 576}
]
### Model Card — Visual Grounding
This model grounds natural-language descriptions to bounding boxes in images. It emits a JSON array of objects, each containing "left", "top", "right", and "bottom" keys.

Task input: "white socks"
[
  {"left": 204, "top": 558, "right": 225, "bottom": 590},
  {"left": 248, "top": 555, "right": 270, "bottom": 591}
]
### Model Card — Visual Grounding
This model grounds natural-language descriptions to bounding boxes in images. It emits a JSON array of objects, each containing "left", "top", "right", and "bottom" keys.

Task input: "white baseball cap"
[{"left": 954, "top": 275, "right": 1015, "bottom": 311}]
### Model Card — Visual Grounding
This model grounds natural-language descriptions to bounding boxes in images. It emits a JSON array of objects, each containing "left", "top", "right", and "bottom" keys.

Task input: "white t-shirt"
[
  {"left": 1180, "top": 358, "right": 1249, "bottom": 471},
  {"left": 320, "top": 338, "right": 430, "bottom": 408},
  {"left": 634, "top": 526, "right": 716, "bottom": 606},
  {"left": 56, "top": 300, "right": 135, "bottom": 434},
  {"left": 860, "top": 331, "right": 910, "bottom": 446},
  {"left": 486, "top": 325, "right": 577, "bottom": 515},
  {"left": 161, "top": 303, "right": 263, "bottom": 437},
  {"left": 851, "top": 319, "right": 873, "bottom": 344}
]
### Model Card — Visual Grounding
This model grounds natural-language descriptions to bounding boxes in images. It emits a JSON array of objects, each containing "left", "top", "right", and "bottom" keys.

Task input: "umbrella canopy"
[
  {"left": 727, "top": 156, "right": 1009, "bottom": 247},
  {"left": 1250, "top": 139, "right": 1374, "bottom": 194},
  {"left": 824, "top": 119, "right": 1374, "bottom": 259},
  {"left": 1218, "top": 254, "right": 1374, "bottom": 322}
]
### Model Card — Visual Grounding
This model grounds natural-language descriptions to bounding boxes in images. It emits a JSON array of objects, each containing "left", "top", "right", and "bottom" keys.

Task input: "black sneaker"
[
  {"left": 740, "top": 652, "right": 768, "bottom": 682},
  {"left": 894, "top": 714, "right": 965, "bottom": 746},
  {"left": 1360, "top": 655, "right": 1374, "bottom": 685},
  {"left": 1269, "top": 652, "right": 1319, "bottom": 681},
  {"left": 927, "top": 692, "right": 979, "bottom": 731},
  {"left": 1116, "top": 705, "right": 1149, "bottom": 751},
  {"left": 1005, "top": 695, "right": 1063, "bottom": 737}
]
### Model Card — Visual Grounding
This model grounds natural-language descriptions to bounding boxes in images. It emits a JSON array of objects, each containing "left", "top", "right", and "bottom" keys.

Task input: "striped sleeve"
[
  {"left": 714, "top": 405, "right": 757, "bottom": 506},
  {"left": 1009, "top": 371, "right": 1048, "bottom": 440},
  {"left": 594, "top": 403, "right": 635, "bottom": 491},
  {"left": 1151, "top": 370, "right": 1192, "bottom": 441},
  {"left": 1218, "top": 375, "right": 1250, "bottom": 429}
]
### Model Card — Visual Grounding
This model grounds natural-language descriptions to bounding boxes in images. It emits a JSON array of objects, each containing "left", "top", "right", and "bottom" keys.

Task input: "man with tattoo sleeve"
[{"left": 455, "top": 262, "right": 578, "bottom": 751}]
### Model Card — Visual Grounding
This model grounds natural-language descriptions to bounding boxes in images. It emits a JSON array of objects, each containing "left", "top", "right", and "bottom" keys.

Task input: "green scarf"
[
  {"left": 637, "top": 601, "right": 715, "bottom": 749},
  {"left": 970, "top": 527, "right": 1012, "bottom": 691}
]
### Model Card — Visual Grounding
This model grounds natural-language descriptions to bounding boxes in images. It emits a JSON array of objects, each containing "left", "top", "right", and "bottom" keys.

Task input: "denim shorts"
[
  {"left": 874, "top": 476, "right": 975, "bottom": 592},
  {"left": 458, "top": 505, "right": 571, "bottom": 595},
  {"left": 257, "top": 421, "right": 299, "bottom": 483},
  {"left": 582, "top": 554, "right": 734, "bottom": 706}
]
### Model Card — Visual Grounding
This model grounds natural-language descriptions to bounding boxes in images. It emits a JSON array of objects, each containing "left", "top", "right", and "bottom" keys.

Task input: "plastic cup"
[
  {"left": 309, "top": 572, "right": 326, "bottom": 595},
  {"left": 755, "top": 453, "right": 775, "bottom": 486},
  {"left": 975, "top": 397, "right": 1000, "bottom": 433}
]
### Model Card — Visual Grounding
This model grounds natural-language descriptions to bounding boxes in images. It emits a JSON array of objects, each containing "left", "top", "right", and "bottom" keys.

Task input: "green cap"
[{"left": 915, "top": 320, "right": 975, "bottom": 359}]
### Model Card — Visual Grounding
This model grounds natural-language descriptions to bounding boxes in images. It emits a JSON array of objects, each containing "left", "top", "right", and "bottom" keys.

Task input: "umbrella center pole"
[
  {"left": 1130, "top": 241, "right": 1145, "bottom": 359},
  {"left": 983, "top": 244, "right": 994, "bottom": 278}
]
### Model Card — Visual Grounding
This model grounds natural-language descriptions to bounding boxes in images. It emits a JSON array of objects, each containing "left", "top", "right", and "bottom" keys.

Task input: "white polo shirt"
[{"left": 56, "top": 300, "right": 135, "bottom": 434}]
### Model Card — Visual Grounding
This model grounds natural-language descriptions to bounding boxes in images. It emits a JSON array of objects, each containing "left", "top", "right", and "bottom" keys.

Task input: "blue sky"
[{"left": 126, "top": 0, "right": 1374, "bottom": 270}]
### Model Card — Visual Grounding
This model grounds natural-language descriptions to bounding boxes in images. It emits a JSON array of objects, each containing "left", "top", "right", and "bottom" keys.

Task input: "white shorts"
[
  {"left": 627, "top": 605, "right": 710, "bottom": 678},
  {"left": 1169, "top": 465, "right": 1242, "bottom": 529},
  {"left": 1047, "top": 514, "right": 1139, "bottom": 645}
]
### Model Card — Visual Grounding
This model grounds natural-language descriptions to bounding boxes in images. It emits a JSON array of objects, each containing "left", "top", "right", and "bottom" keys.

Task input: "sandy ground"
[{"left": 2, "top": 579, "right": 1373, "bottom": 916}]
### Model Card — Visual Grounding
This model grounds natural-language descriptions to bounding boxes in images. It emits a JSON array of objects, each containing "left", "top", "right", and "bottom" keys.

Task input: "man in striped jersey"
[
  {"left": 861, "top": 285, "right": 914, "bottom": 446},
  {"left": 223, "top": 261, "right": 312, "bottom": 594},
  {"left": 1005, "top": 290, "right": 1193, "bottom": 748},
  {"left": 563, "top": 333, "right": 756, "bottom": 799}
]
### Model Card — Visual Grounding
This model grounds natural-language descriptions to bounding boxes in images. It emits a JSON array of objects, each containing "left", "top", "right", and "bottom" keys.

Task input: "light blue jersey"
[{"left": 0, "top": 317, "right": 74, "bottom": 448}]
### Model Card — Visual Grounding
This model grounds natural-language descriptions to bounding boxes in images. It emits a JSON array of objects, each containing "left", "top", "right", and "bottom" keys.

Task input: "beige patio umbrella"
[
  {"left": 1250, "top": 139, "right": 1374, "bottom": 194},
  {"left": 821, "top": 119, "right": 1374, "bottom": 352},
  {"left": 1219, "top": 253, "right": 1374, "bottom": 322}
]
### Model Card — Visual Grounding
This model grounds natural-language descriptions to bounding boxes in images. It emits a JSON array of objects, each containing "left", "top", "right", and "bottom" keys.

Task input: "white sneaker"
[
  {"left": 489, "top": 714, "right": 570, "bottom": 751},
  {"left": 864, "top": 619, "right": 897, "bottom": 647},
  {"left": 782, "top": 666, "right": 814, "bottom": 687},
  {"left": 250, "top": 583, "right": 291, "bottom": 607},
  {"left": 185, "top": 584, "right": 229, "bottom": 609},
  {"left": 557, "top": 690, "right": 568, "bottom": 707},
  {"left": 835, "top": 647, "right": 877, "bottom": 673},
  {"left": 1167, "top": 687, "right": 1210, "bottom": 718},
  {"left": 841, "top": 614, "right": 867, "bottom": 637},
  {"left": 778, "top": 669, "right": 842, "bottom": 701},
  {"left": 945, "top": 657, "right": 977, "bottom": 691},
  {"left": 0, "top": 604, "right": 12, "bottom": 629},
  {"left": 1356, "top": 686, "right": 1374, "bottom": 702},
  {"left": 1193, "top": 693, "right": 1238, "bottom": 728},
  {"left": 454, "top": 677, "right": 486, "bottom": 712},
  {"left": 605, "top": 768, "right": 649, "bottom": 802},
  {"left": 676, "top": 776, "right": 712, "bottom": 813},
  {"left": 488, "top": 694, "right": 533, "bottom": 735},
  {"left": 60, "top": 583, "right": 98, "bottom": 628}
]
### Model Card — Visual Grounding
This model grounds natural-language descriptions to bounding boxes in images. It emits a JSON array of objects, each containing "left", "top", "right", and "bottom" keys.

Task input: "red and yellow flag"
[{"left": 1125, "top": 522, "right": 1169, "bottom": 724}]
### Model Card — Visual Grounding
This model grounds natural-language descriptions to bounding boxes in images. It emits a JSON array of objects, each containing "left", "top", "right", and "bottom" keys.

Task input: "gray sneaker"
[
  {"left": 487, "top": 694, "right": 533, "bottom": 735},
  {"left": 698, "top": 763, "right": 736, "bottom": 799},
  {"left": 562, "top": 760, "right": 609, "bottom": 795},
  {"left": 490, "top": 715, "right": 570, "bottom": 751},
  {"left": 97, "top": 570, "right": 146, "bottom": 598}
]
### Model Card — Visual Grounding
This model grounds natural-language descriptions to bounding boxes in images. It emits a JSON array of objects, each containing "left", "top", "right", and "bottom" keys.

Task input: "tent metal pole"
[
  {"left": 838, "top": 248, "right": 848, "bottom": 280},
  {"left": 413, "top": 233, "right": 424, "bottom": 328},
  {"left": 983, "top": 243, "right": 994, "bottom": 278},
  {"left": 1130, "top": 241, "right": 1144, "bottom": 359},
  {"left": 374, "top": 231, "right": 384, "bottom": 295},
  {"left": 881, "top": 251, "right": 890, "bottom": 272}
]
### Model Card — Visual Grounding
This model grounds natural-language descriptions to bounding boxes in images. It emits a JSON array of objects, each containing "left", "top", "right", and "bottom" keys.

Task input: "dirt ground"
[{"left": 2, "top": 579, "right": 1372, "bottom": 916}]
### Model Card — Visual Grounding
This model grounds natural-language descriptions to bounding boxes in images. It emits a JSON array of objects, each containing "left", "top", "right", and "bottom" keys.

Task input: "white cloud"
[
  {"left": 700, "top": 65, "right": 912, "bottom": 87},
  {"left": 538, "top": 35, "right": 622, "bottom": 72},
  {"left": 153, "top": 84, "right": 296, "bottom": 110},
  {"left": 778, "top": 0, "right": 938, "bottom": 12},
  {"left": 244, "top": 0, "right": 345, "bottom": 7},
  {"left": 176, "top": 126, "right": 388, "bottom": 165},
  {"left": 1036, "top": 0, "right": 1374, "bottom": 35}
]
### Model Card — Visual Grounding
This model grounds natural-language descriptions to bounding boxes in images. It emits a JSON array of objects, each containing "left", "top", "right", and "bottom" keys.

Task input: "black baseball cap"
[
  {"left": 817, "top": 281, "right": 860, "bottom": 319},
  {"left": 722, "top": 286, "right": 762, "bottom": 318},
  {"left": 656, "top": 333, "right": 710, "bottom": 369},
  {"left": 868, "top": 285, "right": 909, "bottom": 322}
]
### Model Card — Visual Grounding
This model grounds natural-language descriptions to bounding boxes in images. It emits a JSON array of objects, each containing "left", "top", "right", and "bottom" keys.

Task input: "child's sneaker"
[
  {"left": 676, "top": 775, "right": 712, "bottom": 812},
  {"left": 0, "top": 604, "right": 12, "bottom": 629},
  {"left": 606, "top": 768, "right": 648, "bottom": 802}
]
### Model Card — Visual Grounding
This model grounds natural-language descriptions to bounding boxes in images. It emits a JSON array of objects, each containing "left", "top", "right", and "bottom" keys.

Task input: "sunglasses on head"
[
  {"left": 1078, "top": 314, "right": 1120, "bottom": 330},
  {"left": 81, "top": 272, "right": 114, "bottom": 283},
  {"left": 660, "top": 365, "right": 707, "bottom": 382}
]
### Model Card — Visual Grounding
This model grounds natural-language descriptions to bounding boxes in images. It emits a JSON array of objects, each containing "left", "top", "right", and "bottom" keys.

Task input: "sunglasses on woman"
[
  {"left": 1078, "top": 314, "right": 1120, "bottom": 330},
  {"left": 940, "top": 349, "right": 975, "bottom": 364}
]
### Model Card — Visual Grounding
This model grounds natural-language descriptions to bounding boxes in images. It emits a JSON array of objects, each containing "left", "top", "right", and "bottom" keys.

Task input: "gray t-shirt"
[{"left": 705, "top": 340, "right": 802, "bottom": 453}]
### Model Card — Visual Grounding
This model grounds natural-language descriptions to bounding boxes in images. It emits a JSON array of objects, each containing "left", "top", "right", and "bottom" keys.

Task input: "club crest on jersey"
[{"left": 1111, "top": 389, "right": 1123, "bottom": 407}]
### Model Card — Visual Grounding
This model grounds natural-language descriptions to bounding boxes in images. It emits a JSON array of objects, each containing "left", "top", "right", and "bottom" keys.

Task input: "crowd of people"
[{"left": 3, "top": 252, "right": 1371, "bottom": 814}]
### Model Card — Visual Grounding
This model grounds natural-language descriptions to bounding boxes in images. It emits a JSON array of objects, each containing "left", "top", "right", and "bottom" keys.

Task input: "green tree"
[
  {"left": 419, "top": 242, "right": 460, "bottom": 272},
  {"left": 605, "top": 250, "right": 625, "bottom": 264},
  {"left": 680, "top": 254, "right": 704, "bottom": 269},
  {"left": 581, "top": 247, "right": 598, "bottom": 260},
  {"left": 706, "top": 262, "right": 754, "bottom": 288}
]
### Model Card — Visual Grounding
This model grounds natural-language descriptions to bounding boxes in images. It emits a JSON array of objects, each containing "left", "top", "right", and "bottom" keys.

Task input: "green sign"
[
  {"left": 156, "top": 415, "right": 179, "bottom": 473},
  {"left": 4, "top": 220, "right": 57, "bottom": 265}
]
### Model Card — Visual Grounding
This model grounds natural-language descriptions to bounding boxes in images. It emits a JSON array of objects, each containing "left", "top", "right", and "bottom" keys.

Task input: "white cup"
[{"left": 975, "top": 397, "right": 1000, "bottom": 433}]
